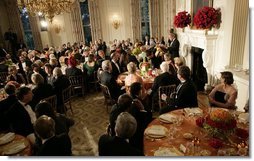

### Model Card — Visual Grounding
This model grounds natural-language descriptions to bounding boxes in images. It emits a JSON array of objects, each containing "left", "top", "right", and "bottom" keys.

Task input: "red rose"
[
  {"left": 209, "top": 138, "right": 223, "bottom": 149},
  {"left": 196, "top": 117, "right": 205, "bottom": 127},
  {"left": 235, "top": 128, "right": 249, "bottom": 139}
]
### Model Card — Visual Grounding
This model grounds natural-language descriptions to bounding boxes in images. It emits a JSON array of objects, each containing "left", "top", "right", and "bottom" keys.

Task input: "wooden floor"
[{"left": 197, "top": 91, "right": 210, "bottom": 107}]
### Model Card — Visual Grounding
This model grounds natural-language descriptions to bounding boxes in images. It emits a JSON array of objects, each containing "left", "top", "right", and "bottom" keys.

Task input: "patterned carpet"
[{"left": 66, "top": 92, "right": 109, "bottom": 156}]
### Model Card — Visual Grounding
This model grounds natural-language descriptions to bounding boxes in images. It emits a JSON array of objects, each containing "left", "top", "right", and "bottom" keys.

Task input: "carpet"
[{"left": 67, "top": 92, "right": 109, "bottom": 156}]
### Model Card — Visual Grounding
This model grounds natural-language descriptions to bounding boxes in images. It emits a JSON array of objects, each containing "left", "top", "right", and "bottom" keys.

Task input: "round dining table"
[
  {"left": 0, "top": 133, "right": 32, "bottom": 156},
  {"left": 143, "top": 107, "right": 249, "bottom": 156},
  {"left": 117, "top": 71, "right": 156, "bottom": 90}
]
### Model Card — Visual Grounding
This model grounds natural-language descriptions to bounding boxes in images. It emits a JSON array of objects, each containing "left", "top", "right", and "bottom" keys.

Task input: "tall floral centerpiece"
[
  {"left": 174, "top": 11, "right": 191, "bottom": 31},
  {"left": 193, "top": 6, "right": 221, "bottom": 30},
  {"left": 196, "top": 109, "right": 236, "bottom": 139}
]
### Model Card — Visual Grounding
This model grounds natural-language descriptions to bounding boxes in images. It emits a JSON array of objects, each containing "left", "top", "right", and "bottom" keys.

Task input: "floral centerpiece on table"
[
  {"left": 196, "top": 109, "right": 236, "bottom": 139},
  {"left": 193, "top": 6, "right": 221, "bottom": 29},
  {"left": 174, "top": 11, "right": 191, "bottom": 28}
]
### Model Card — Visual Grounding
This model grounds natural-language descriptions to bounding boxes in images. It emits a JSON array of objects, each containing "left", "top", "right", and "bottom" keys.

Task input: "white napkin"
[
  {"left": 145, "top": 125, "right": 167, "bottom": 138},
  {"left": 238, "top": 113, "right": 249, "bottom": 123},
  {"left": 184, "top": 108, "right": 203, "bottom": 116},
  {"left": 3, "top": 142, "right": 27, "bottom": 155},
  {"left": 159, "top": 114, "right": 177, "bottom": 123},
  {"left": 0, "top": 133, "right": 15, "bottom": 145},
  {"left": 154, "top": 147, "right": 183, "bottom": 156}
]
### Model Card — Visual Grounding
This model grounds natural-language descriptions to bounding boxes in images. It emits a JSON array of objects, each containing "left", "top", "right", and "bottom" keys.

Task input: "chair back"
[
  {"left": 99, "top": 83, "right": 115, "bottom": 112},
  {"left": 68, "top": 75, "right": 85, "bottom": 96},
  {"left": 0, "top": 72, "right": 8, "bottom": 84},
  {"left": 158, "top": 84, "right": 176, "bottom": 109},
  {"left": 42, "top": 95, "right": 57, "bottom": 111},
  {"left": 62, "top": 85, "right": 73, "bottom": 114}
]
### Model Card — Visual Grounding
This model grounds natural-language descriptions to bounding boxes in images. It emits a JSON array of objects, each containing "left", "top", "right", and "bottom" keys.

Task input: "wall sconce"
[
  {"left": 39, "top": 16, "right": 48, "bottom": 31},
  {"left": 112, "top": 15, "right": 120, "bottom": 29},
  {"left": 53, "top": 24, "right": 61, "bottom": 34}
]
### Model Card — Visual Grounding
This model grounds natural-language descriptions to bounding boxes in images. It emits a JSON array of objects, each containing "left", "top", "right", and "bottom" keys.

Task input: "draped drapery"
[
  {"left": 163, "top": 0, "right": 176, "bottom": 35},
  {"left": 130, "top": 0, "right": 141, "bottom": 42},
  {"left": 28, "top": 16, "right": 43, "bottom": 50},
  {"left": 149, "top": 0, "right": 160, "bottom": 38},
  {"left": 88, "top": 0, "right": 102, "bottom": 41},
  {"left": 70, "top": 0, "right": 85, "bottom": 43}
]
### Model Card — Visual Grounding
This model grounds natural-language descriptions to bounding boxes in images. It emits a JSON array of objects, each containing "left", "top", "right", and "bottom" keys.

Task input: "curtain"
[
  {"left": 88, "top": 0, "right": 102, "bottom": 41},
  {"left": 130, "top": 0, "right": 141, "bottom": 42}
]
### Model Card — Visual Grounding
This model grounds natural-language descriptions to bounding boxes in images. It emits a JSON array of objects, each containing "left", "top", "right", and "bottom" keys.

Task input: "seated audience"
[
  {"left": 29, "top": 73, "right": 54, "bottom": 110},
  {"left": 7, "top": 65, "right": 26, "bottom": 84},
  {"left": 52, "top": 67, "right": 71, "bottom": 113},
  {"left": 174, "top": 57, "right": 184, "bottom": 71},
  {"left": 6, "top": 86, "right": 36, "bottom": 144},
  {"left": 44, "top": 63, "right": 54, "bottom": 85},
  {"left": 34, "top": 115, "right": 72, "bottom": 156},
  {"left": 109, "top": 93, "right": 133, "bottom": 136},
  {"left": 98, "top": 112, "right": 143, "bottom": 156},
  {"left": 65, "top": 56, "right": 82, "bottom": 77},
  {"left": 0, "top": 84, "right": 17, "bottom": 131},
  {"left": 110, "top": 52, "right": 121, "bottom": 80},
  {"left": 164, "top": 53, "right": 177, "bottom": 76},
  {"left": 160, "top": 66, "right": 198, "bottom": 114},
  {"left": 208, "top": 71, "right": 237, "bottom": 109},
  {"left": 99, "top": 60, "right": 121, "bottom": 100}
]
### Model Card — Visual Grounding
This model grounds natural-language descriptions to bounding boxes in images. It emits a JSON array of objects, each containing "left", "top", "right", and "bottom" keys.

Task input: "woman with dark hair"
[{"left": 208, "top": 71, "right": 238, "bottom": 109}]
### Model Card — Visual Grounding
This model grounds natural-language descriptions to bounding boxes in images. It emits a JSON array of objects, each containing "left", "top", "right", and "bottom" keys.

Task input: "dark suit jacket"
[
  {"left": 52, "top": 75, "right": 71, "bottom": 109},
  {"left": 111, "top": 61, "right": 121, "bottom": 80},
  {"left": 151, "top": 72, "right": 178, "bottom": 99},
  {"left": 7, "top": 74, "right": 25, "bottom": 84},
  {"left": 0, "top": 95, "right": 17, "bottom": 131},
  {"left": 100, "top": 71, "right": 120, "bottom": 100},
  {"left": 5, "top": 101, "right": 34, "bottom": 137},
  {"left": 36, "top": 133, "right": 72, "bottom": 156},
  {"left": 65, "top": 67, "right": 82, "bottom": 77},
  {"left": 98, "top": 135, "right": 143, "bottom": 156},
  {"left": 168, "top": 39, "right": 180, "bottom": 58},
  {"left": 175, "top": 79, "right": 198, "bottom": 108},
  {"left": 30, "top": 83, "right": 55, "bottom": 110}
]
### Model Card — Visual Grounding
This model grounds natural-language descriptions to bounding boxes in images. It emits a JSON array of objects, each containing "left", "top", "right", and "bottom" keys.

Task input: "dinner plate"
[
  {"left": 154, "top": 147, "right": 184, "bottom": 156},
  {"left": 159, "top": 113, "right": 178, "bottom": 124},
  {"left": 145, "top": 125, "right": 168, "bottom": 138},
  {"left": 0, "top": 133, "right": 15, "bottom": 145},
  {"left": 2, "top": 141, "right": 27, "bottom": 155}
]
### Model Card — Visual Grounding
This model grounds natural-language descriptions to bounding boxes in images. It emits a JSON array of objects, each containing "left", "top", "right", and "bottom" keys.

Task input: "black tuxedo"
[
  {"left": 111, "top": 61, "right": 121, "bottom": 80},
  {"left": 168, "top": 39, "right": 180, "bottom": 58},
  {"left": 7, "top": 74, "right": 25, "bottom": 84},
  {"left": 36, "top": 133, "right": 72, "bottom": 156},
  {"left": 174, "top": 80, "right": 198, "bottom": 108},
  {"left": 98, "top": 135, "right": 143, "bottom": 156},
  {"left": 30, "top": 83, "right": 55, "bottom": 110},
  {"left": 100, "top": 71, "right": 121, "bottom": 100},
  {"left": 5, "top": 101, "right": 34, "bottom": 137}
]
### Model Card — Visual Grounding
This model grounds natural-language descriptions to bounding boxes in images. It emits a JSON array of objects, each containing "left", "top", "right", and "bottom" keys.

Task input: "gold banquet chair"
[
  {"left": 99, "top": 83, "right": 116, "bottom": 113},
  {"left": 158, "top": 84, "right": 176, "bottom": 110},
  {"left": 68, "top": 75, "right": 85, "bottom": 96},
  {"left": 41, "top": 95, "right": 57, "bottom": 112},
  {"left": 62, "top": 85, "right": 73, "bottom": 114}
]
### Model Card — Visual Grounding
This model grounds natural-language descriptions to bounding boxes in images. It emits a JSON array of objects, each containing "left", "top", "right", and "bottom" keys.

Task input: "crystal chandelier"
[{"left": 21, "top": 0, "right": 74, "bottom": 23}]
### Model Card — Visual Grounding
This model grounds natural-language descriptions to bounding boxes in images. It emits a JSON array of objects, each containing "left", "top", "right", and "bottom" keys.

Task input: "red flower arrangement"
[
  {"left": 235, "top": 128, "right": 249, "bottom": 139},
  {"left": 193, "top": 6, "right": 221, "bottom": 29},
  {"left": 174, "top": 11, "right": 191, "bottom": 28},
  {"left": 209, "top": 138, "right": 223, "bottom": 149},
  {"left": 196, "top": 109, "right": 236, "bottom": 139}
]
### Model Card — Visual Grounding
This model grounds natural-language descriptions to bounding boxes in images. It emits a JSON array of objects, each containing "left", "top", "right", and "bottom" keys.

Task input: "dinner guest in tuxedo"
[
  {"left": 98, "top": 112, "right": 143, "bottom": 156},
  {"left": 160, "top": 66, "right": 198, "bottom": 114},
  {"left": 34, "top": 115, "right": 72, "bottom": 156},
  {"left": 208, "top": 71, "right": 237, "bottom": 109},
  {"left": 168, "top": 33, "right": 180, "bottom": 58},
  {"left": 99, "top": 60, "right": 121, "bottom": 100},
  {"left": 6, "top": 86, "right": 36, "bottom": 144},
  {"left": 110, "top": 52, "right": 121, "bottom": 80}
]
